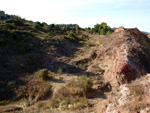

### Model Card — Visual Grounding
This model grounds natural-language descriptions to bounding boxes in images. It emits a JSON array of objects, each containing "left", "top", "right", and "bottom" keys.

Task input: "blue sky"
[{"left": 0, "top": 0, "right": 150, "bottom": 32}]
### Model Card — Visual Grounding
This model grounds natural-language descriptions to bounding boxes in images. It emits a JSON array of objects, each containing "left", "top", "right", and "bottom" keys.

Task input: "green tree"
[
  {"left": 93, "top": 23, "right": 99, "bottom": 33},
  {"left": 34, "top": 21, "right": 42, "bottom": 29},
  {"left": 106, "top": 30, "right": 111, "bottom": 35},
  {"left": 5, "top": 18, "right": 24, "bottom": 26},
  {"left": 50, "top": 24, "right": 55, "bottom": 28},
  {"left": 100, "top": 29, "right": 104, "bottom": 35},
  {"left": 0, "top": 11, "right": 5, "bottom": 15},
  {"left": 101, "top": 22, "right": 107, "bottom": 29},
  {"left": 92, "top": 22, "right": 113, "bottom": 35}
]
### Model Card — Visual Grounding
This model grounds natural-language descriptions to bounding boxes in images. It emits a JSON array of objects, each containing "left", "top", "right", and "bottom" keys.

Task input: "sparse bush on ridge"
[
  {"left": 75, "top": 25, "right": 79, "bottom": 33},
  {"left": 5, "top": 18, "right": 24, "bottom": 26}
]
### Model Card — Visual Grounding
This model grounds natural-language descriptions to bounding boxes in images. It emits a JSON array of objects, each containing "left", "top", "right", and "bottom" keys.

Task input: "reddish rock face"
[
  {"left": 88, "top": 29, "right": 149, "bottom": 86},
  {"left": 109, "top": 43, "right": 142, "bottom": 85}
]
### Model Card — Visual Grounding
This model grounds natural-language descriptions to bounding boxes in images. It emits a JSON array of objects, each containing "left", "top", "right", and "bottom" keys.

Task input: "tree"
[
  {"left": 100, "top": 29, "right": 104, "bottom": 35},
  {"left": 92, "top": 22, "right": 113, "bottom": 35},
  {"left": 34, "top": 21, "right": 41, "bottom": 29},
  {"left": 5, "top": 18, "right": 24, "bottom": 26},
  {"left": 0, "top": 11, "right": 5, "bottom": 15},
  {"left": 106, "top": 30, "right": 111, "bottom": 35},
  {"left": 101, "top": 22, "right": 107, "bottom": 29},
  {"left": 92, "top": 24, "right": 99, "bottom": 33},
  {"left": 49, "top": 24, "right": 55, "bottom": 28},
  {"left": 98, "top": 26, "right": 102, "bottom": 34}
]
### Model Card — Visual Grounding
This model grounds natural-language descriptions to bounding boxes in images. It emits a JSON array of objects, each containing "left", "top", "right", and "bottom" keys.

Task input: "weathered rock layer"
[{"left": 87, "top": 29, "right": 150, "bottom": 86}]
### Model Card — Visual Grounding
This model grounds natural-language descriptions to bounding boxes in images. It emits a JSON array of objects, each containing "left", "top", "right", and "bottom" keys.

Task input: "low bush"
[
  {"left": 77, "top": 75, "right": 93, "bottom": 97},
  {"left": 39, "top": 69, "right": 52, "bottom": 81},
  {"left": 5, "top": 19, "right": 24, "bottom": 26},
  {"left": 0, "top": 100, "right": 10, "bottom": 105},
  {"left": 63, "top": 32, "right": 78, "bottom": 42},
  {"left": 81, "top": 34, "right": 89, "bottom": 41},
  {"left": 5, "top": 23, "right": 16, "bottom": 30},
  {"left": 99, "top": 41, "right": 104, "bottom": 44}
]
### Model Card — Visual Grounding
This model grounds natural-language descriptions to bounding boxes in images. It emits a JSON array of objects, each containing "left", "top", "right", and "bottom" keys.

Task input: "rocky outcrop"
[
  {"left": 107, "top": 42, "right": 143, "bottom": 85},
  {"left": 87, "top": 29, "right": 150, "bottom": 86},
  {"left": 100, "top": 74, "right": 150, "bottom": 113},
  {"left": 115, "top": 28, "right": 125, "bottom": 32}
]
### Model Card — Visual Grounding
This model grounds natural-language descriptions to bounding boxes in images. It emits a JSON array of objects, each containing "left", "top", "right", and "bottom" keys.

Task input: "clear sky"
[{"left": 0, "top": 0, "right": 150, "bottom": 32}]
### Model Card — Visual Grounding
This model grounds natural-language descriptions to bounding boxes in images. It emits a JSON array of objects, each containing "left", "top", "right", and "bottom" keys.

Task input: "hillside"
[{"left": 0, "top": 11, "right": 150, "bottom": 113}]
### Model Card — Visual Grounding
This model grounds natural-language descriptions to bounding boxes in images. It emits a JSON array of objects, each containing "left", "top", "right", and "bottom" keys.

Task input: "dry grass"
[
  {"left": 57, "top": 66, "right": 62, "bottom": 76},
  {"left": 16, "top": 70, "right": 52, "bottom": 103},
  {"left": 49, "top": 76, "right": 93, "bottom": 110},
  {"left": 129, "top": 85, "right": 144, "bottom": 111}
]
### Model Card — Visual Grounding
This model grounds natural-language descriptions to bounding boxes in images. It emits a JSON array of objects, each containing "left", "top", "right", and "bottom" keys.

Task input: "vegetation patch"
[
  {"left": 92, "top": 22, "right": 113, "bottom": 35},
  {"left": 99, "top": 41, "right": 104, "bottom": 44},
  {"left": 39, "top": 69, "right": 53, "bottom": 81},
  {"left": 0, "top": 100, "right": 11, "bottom": 105},
  {"left": 50, "top": 75, "right": 93, "bottom": 110}
]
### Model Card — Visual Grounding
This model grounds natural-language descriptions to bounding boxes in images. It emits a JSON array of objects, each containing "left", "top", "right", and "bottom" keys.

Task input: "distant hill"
[{"left": 58, "top": 24, "right": 79, "bottom": 28}]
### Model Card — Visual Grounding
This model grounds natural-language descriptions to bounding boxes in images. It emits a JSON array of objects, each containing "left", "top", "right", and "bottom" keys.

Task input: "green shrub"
[
  {"left": 34, "top": 21, "right": 42, "bottom": 30},
  {"left": 77, "top": 75, "right": 93, "bottom": 97},
  {"left": 7, "top": 81, "right": 16, "bottom": 88},
  {"left": 39, "top": 69, "right": 52, "bottom": 81},
  {"left": 49, "top": 24, "right": 55, "bottom": 29},
  {"left": 5, "top": 19, "right": 24, "bottom": 26},
  {"left": 99, "top": 41, "right": 104, "bottom": 44},
  {"left": 5, "top": 23, "right": 16, "bottom": 30},
  {"left": 0, "top": 11, "right": 5, "bottom": 15},
  {"left": 0, "top": 100, "right": 10, "bottom": 105},
  {"left": 75, "top": 25, "right": 79, "bottom": 33},
  {"left": 34, "top": 23, "right": 41, "bottom": 29},
  {"left": 5, "top": 19, "right": 14, "bottom": 23},
  {"left": 63, "top": 32, "right": 78, "bottom": 41},
  {"left": 0, "top": 38, "right": 5, "bottom": 45},
  {"left": 14, "top": 19, "right": 24, "bottom": 26},
  {"left": 68, "top": 32, "right": 75, "bottom": 38},
  {"left": 81, "top": 34, "right": 89, "bottom": 41},
  {"left": 106, "top": 30, "right": 111, "bottom": 35}
]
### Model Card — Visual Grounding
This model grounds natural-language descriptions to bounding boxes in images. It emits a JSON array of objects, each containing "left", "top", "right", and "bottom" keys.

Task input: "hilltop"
[{"left": 0, "top": 11, "right": 150, "bottom": 113}]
